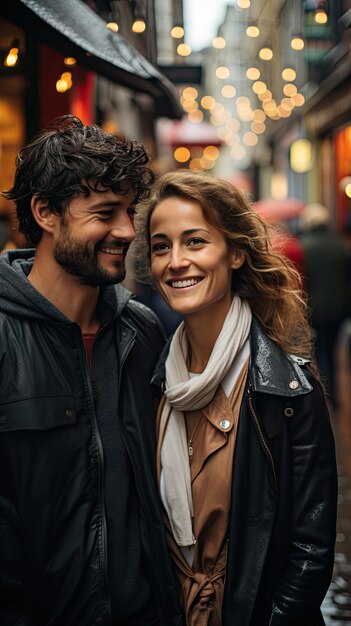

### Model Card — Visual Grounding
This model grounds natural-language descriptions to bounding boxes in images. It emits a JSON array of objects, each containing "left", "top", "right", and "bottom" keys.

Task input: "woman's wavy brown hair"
[{"left": 135, "top": 169, "right": 314, "bottom": 361}]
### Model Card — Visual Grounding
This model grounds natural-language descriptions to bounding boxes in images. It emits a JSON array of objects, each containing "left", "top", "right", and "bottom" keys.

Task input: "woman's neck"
[{"left": 184, "top": 309, "right": 228, "bottom": 373}]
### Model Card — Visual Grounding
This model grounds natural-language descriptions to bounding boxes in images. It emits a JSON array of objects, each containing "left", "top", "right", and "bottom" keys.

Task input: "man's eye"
[{"left": 97, "top": 211, "right": 113, "bottom": 219}]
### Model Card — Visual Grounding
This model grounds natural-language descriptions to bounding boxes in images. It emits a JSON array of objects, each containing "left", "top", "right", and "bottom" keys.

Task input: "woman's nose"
[{"left": 168, "top": 246, "right": 190, "bottom": 271}]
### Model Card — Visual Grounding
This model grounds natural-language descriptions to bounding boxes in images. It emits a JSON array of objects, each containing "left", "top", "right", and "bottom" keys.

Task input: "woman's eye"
[
  {"left": 151, "top": 242, "right": 170, "bottom": 254},
  {"left": 188, "top": 238, "right": 205, "bottom": 246}
]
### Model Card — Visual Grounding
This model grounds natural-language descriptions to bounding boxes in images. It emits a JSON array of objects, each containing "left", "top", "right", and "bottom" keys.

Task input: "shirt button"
[
  {"left": 284, "top": 407, "right": 294, "bottom": 417},
  {"left": 219, "top": 419, "right": 231, "bottom": 430},
  {"left": 65, "top": 409, "right": 76, "bottom": 420},
  {"left": 288, "top": 380, "right": 299, "bottom": 390}
]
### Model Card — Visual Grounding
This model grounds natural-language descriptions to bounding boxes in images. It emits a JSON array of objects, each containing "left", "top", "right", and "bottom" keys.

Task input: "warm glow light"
[
  {"left": 188, "top": 109, "right": 204, "bottom": 123},
  {"left": 339, "top": 177, "right": 351, "bottom": 195},
  {"left": 246, "top": 25, "right": 260, "bottom": 37},
  {"left": 221, "top": 84, "right": 236, "bottom": 98},
  {"left": 243, "top": 131, "right": 258, "bottom": 146},
  {"left": 237, "top": 0, "right": 250, "bottom": 8},
  {"left": 201, "top": 95, "right": 216, "bottom": 109},
  {"left": 291, "top": 36, "right": 304, "bottom": 50},
  {"left": 291, "top": 93, "right": 305, "bottom": 106},
  {"left": 56, "top": 79, "right": 69, "bottom": 93},
  {"left": 132, "top": 19, "right": 146, "bottom": 33},
  {"left": 252, "top": 109, "right": 266, "bottom": 122},
  {"left": 283, "top": 83, "right": 297, "bottom": 97},
  {"left": 215, "top": 66, "right": 230, "bottom": 79},
  {"left": 212, "top": 36, "right": 226, "bottom": 49},
  {"left": 282, "top": 67, "right": 296, "bottom": 81},
  {"left": 200, "top": 156, "right": 215, "bottom": 170},
  {"left": 182, "top": 100, "right": 198, "bottom": 113},
  {"left": 252, "top": 81, "right": 267, "bottom": 94},
  {"left": 171, "top": 26, "right": 184, "bottom": 38},
  {"left": 290, "top": 139, "right": 313, "bottom": 172},
  {"left": 246, "top": 67, "right": 260, "bottom": 80},
  {"left": 106, "top": 22, "right": 118, "bottom": 32},
  {"left": 189, "top": 158, "right": 203, "bottom": 172},
  {"left": 314, "top": 10, "right": 328, "bottom": 24},
  {"left": 231, "top": 145, "right": 246, "bottom": 160},
  {"left": 259, "top": 47, "right": 273, "bottom": 61},
  {"left": 182, "top": 86, "right": 198, "bottom": 100},
  {"left": 251, "top": 121, "right": 266, "bottom": 134},
  {"left": 259, "top": 89, "right": 272, "bottom": 102},
  {"left": 4, "top": 48, "right": 18, "bottom": 67},
  {"left": 277, "top": 105, "right": 291, "bottom": 118},
  {"left": 203, "top": 145, "right": 220, "bottom": 160},
  {"left": 280, "top": 97, "right": 293, "bottom": 111},
  {"left": 174, "top": 147, "right": 191, "bottom": 163},
  {"left": 177, "top": 43, "right": 192, "bottom": 56},
  {"left": 271, "top": 172, "right": 288, "bottom": 200},
  {"left": 64, "top": 57, "right": 76, "bottom": 66},
  {"left": 227, "top": 118, "right": 240, "bottom": 131}
]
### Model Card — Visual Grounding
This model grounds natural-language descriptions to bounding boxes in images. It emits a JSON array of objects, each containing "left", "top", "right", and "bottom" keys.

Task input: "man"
[{"left": 0, "top": 116, "right": 182, "bottom": 626}]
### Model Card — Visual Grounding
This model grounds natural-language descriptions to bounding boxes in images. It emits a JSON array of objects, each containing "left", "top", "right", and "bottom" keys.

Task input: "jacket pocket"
[{"left": 0, "top": 396, "right": 80, "bottom": 432}]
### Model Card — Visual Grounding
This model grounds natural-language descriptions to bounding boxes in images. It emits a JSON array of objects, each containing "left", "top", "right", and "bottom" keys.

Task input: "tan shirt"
[{"left": 157, "top": 359, "right": 249, "bottom": 626}]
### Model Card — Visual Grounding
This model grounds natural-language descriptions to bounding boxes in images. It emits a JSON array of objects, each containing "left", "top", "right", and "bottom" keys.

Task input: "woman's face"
[{"left": 149, "top": 196, "right": 244, "bottom": 319}]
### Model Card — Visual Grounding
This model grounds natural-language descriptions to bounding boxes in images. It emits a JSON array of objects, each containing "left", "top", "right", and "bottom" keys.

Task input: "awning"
[
  {"left": 158, "top": 119, "right": 222, "bottom": 148},
  {"left": 1, "top": 0, "right": 182, "bottom": 119}
]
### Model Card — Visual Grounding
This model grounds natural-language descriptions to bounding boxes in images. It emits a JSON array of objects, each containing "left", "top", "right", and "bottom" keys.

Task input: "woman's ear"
[
  {"left": 30, "top": 196, "right": 56, "bottom": 234},
  {"left": 230, "top": 248, "right": 245, "bottom": 270}
]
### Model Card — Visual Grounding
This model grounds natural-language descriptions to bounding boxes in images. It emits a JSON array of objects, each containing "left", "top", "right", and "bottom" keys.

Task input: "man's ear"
[
  {"left": 30, "top": 196, "right": 56, "bottom": 234},
  {"left": 230, "top": 248, "right": 245, "bottom": 270}
]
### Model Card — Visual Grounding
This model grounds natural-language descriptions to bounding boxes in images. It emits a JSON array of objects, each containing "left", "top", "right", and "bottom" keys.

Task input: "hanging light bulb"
[
  {"left": 106, "top": 22, "right": 119, "bottom": 32},
  {"left": 132, "top": 19, "right": 146, "bottom": 33},
  {"left": 171, "top": 25, "right": 184, "bottom": 38},
  {"left": 314, "top": 10, "right": 328, "bottom": 24},
  {"left": 4, "top": 39, "right": 19, "bottom": 67},
  {"left": 291, "top": 35, "right": 304, "bottom": 50},
  {"left": 177, "top": 43, "right": 191, "bottom": 56},
  {"left": 246, "top": 24, "right": 260, "bottom": 38},
  {"left": 259, "top": 46, "right": 273, "bottom": 61}
]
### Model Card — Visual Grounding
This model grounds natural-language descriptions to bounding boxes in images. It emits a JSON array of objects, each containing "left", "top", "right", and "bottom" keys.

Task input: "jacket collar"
[{"left": 151, "top": 317, "right": 312, "bottom": 397}]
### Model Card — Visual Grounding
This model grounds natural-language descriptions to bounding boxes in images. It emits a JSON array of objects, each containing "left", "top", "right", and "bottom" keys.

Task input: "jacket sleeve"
[{"left": 269, "top": 376, "right": 337, "bottom": 625}]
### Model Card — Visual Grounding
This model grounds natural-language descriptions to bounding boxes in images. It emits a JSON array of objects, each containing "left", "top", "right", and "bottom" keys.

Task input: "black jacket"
[
  {"left": 0, "top": 250, "right": 183, "bottom": 626},
  {"left": 152, "top": 318, "right": 338, "bottom": 626}
]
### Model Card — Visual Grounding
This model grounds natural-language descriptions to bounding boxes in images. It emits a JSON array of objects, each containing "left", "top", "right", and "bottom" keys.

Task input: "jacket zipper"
[
  {"left": 247, "top": 381, "right": 277, "bottom": 493},
  {"left": 79, "top": 328, "right": 112, "bottom": 625},
  {"left": 117, "top": 324, "right": 157, "bottom": 552}
]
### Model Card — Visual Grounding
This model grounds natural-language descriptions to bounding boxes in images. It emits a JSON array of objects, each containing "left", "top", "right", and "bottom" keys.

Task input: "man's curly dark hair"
[{"left": 2, "top": 115, "right": 155, "bottom": 244}]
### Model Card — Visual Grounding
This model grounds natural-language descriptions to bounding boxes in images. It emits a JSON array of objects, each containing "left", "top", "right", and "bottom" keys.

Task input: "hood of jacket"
[
  {"left": 0, "top": 248, "right": 132, "bottom": 323},
  {"left": 151, "top": 316, "right": 312, "bottom": 398}
]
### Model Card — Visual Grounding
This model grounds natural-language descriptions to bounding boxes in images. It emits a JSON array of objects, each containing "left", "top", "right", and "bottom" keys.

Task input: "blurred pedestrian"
[
  {"left": 0, "top": 116, "right": 182, "bottom": 626},
  {"left": 136, "top": 170, "right": 337, "bottom": 626},
  {"left": 299, "top": 203, "right": 350, "bottom": 405}
]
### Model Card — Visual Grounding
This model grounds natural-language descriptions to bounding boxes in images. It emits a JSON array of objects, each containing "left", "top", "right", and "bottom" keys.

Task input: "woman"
[{"left": 135, "top": 170, "right": 337, "bottom": 626}]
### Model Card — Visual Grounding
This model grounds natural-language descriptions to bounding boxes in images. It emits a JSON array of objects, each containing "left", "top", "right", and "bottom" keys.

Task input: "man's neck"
[{"left": 28, "top": 254, "right": 100, "bottom": 334}]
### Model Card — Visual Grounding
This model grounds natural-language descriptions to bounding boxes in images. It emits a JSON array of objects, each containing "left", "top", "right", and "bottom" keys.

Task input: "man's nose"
[{"left": 111, "top": 212, "right": 135, "bottom": 243}]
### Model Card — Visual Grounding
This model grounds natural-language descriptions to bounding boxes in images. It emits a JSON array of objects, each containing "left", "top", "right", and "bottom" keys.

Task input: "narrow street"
[{"left": 322, "top": 330, "right": 351, "bottom": 624}]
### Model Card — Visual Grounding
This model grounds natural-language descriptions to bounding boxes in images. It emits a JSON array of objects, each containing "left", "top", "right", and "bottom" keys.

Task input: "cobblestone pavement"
[{"left": 322, "top": 412, "right": 351, "bottom": 624}]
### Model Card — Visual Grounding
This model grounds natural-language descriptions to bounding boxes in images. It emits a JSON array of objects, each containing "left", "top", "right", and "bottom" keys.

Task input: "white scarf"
[{"left": 160, "top": 295, "right": 252, "bottom": 546}]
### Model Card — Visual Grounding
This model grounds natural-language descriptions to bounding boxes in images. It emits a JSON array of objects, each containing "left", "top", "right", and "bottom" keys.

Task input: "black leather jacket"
[
  {"left": 0, "top": 251, "right": 183, "bottom": 626},
  {"left": 152, "top": 318, "right": 338, "bottom": 626}
]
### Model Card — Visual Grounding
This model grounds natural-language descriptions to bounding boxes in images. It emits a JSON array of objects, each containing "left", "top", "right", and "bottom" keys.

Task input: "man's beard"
[{"left": 54, "top": 229, "right": 127, "bottom": 287}]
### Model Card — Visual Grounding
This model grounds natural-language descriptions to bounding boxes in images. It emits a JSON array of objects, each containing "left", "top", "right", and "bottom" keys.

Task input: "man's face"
[{"left": 53, "top": 188, "right": 137, "bottom": 286}]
